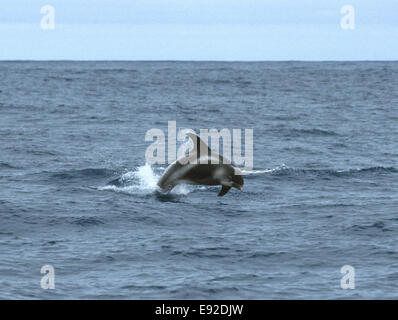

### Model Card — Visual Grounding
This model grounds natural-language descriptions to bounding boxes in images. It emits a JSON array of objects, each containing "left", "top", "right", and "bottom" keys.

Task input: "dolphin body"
[{"left": 157, "top": 133, "right": 244, "bottom": 196}]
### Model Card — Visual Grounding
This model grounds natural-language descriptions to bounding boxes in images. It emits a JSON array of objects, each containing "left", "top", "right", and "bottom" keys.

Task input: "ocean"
[{"left": 0, "top": 61, "right": 397, "bottom": 299}]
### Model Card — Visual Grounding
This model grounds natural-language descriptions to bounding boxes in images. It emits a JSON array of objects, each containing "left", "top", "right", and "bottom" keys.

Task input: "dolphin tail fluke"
[{"left": 218, "top": 185, "right": 231, "bottom": 197}]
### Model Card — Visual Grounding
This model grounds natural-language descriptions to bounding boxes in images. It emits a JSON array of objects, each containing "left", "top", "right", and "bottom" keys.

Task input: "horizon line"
[{"left": 1, "top": 59, "right": 398, "bottom": 63}]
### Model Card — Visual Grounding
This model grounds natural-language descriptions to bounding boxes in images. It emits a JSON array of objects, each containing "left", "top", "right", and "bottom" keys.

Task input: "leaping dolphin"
[{"left": 157, "top": 133, "right": 244, "bottom": 196}]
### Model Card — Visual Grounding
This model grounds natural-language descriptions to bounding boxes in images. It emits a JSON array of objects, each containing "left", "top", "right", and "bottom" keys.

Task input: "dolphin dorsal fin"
[{"left": 186, "top": 132, "right": 212, "bottom": 160}]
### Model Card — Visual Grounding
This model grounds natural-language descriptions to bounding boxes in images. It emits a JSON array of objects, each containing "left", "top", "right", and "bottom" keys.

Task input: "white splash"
[
  {"left": 99, "top": 163, "right": 192, "bottom": 196},
  {"left": 241, "top": 164, "right": 290, "bottom": 175}
]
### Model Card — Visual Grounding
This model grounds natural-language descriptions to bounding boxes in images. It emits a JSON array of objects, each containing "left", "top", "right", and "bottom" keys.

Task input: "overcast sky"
[{"left": 0, "top": 0, "right": 397, "bottom": 60}]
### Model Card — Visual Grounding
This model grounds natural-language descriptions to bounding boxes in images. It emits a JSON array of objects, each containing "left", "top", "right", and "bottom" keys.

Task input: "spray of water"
[
  {"left": 241, "top": 164, "right": 290, "bottom": 175},
  {"left": 99, "top": 163, "right": 191, "bottom": 196}
]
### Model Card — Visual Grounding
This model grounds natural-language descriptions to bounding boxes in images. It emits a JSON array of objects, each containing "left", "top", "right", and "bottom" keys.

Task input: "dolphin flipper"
[{"left": 218, "top": 185, "right": 231, "bottom": 197}]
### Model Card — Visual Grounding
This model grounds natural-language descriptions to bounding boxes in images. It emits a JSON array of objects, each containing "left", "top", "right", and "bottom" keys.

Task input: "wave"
[
  {"left": 92, "top": 68, "right": 138, "bottom": 73},
  {"left": 197, "top": 78, "right": 232, "bottom": 85},
  {"left": 99, "top": 164, "right": 191, "bottom": 196},
  {"left": 0, "top": 162, "right": 20, "bottom": 170},
  {"left": 45, "top": 216, "right": 106, "bottom": 228},
  {"left": 242, "top": 165, "right": 398, "bottom": 178},
  {"left": 45, "top": 164, "right": 397, "bottom": 195},
  {"left": 348, "top": 221, "right": 392, "bottom": 233},
  {"left": 50, "top": 168, "right": 115, "bottom": 181},
  {"left": 286, "top": 128, "right": 339, "bottom": 137}
]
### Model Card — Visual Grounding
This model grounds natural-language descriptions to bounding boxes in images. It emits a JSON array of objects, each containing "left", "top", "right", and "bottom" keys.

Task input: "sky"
[{"left": 0, "top": 0, "right": 397, "bottom": 60}]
